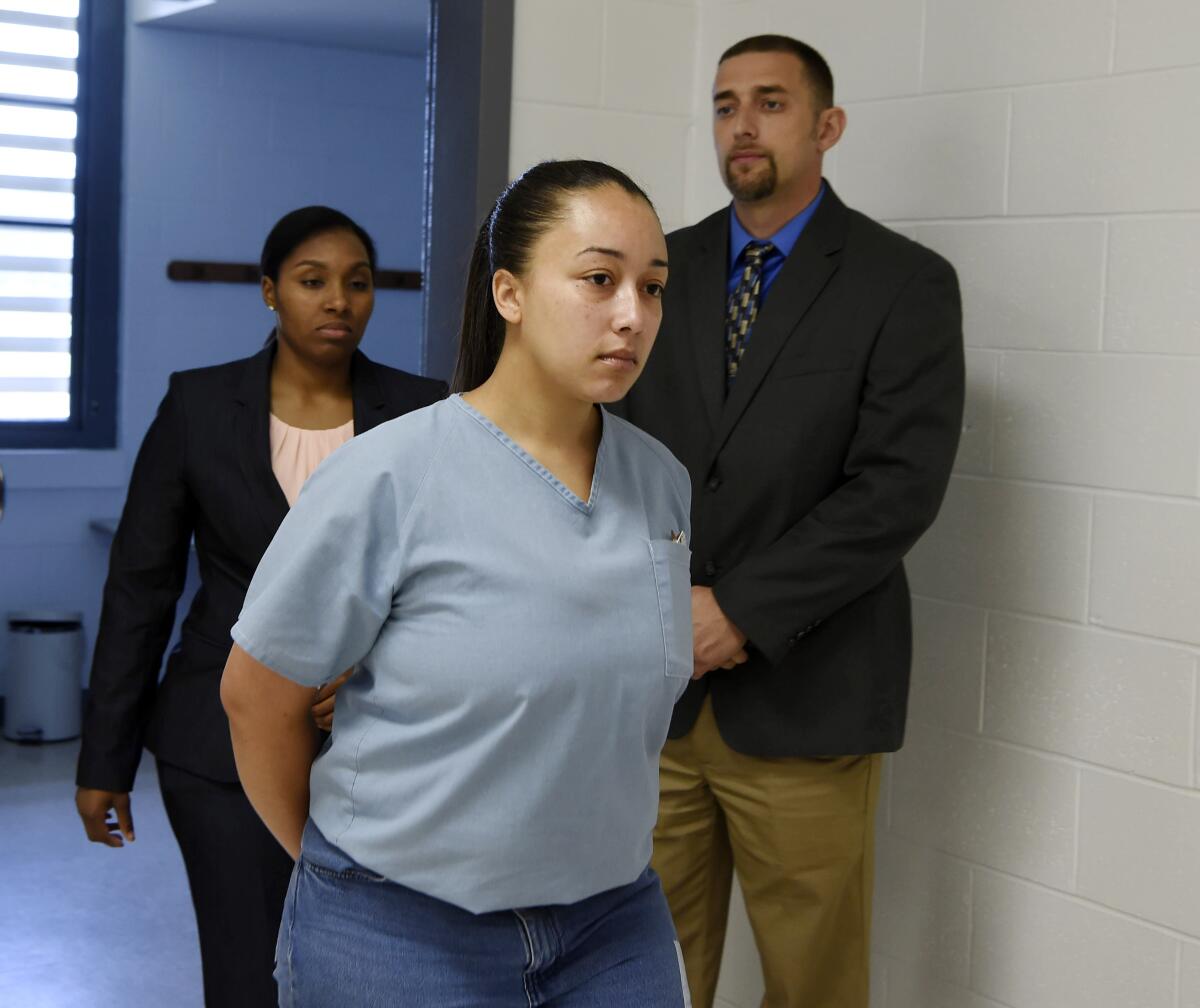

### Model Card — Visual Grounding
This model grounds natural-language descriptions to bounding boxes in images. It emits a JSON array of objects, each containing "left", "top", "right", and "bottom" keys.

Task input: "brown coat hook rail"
[{"left": 167, "top": 261, "right": 422, "bottom": 290}]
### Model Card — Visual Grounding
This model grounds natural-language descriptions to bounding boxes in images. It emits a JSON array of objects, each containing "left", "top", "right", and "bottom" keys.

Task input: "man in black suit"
[{"left": 614, "top": 35, "right": 964, "bottom": 1008}]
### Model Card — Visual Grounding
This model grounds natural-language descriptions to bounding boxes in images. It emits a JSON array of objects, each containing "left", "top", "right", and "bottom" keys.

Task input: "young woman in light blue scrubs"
[{"left": 221, "top": 160, "right": 695, "bottom": 1006}]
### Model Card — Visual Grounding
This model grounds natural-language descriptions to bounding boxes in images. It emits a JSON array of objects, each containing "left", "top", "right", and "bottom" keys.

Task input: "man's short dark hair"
[{"left": 719, "top": 35, "right": 835, "bottom": 110}]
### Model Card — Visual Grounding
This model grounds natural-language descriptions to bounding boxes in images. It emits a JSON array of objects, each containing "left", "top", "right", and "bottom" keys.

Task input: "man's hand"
[
  {"left": 691, "top": 586, "right": 749, "bottom": 679},
  {"left": 311, "top": 668, "right": 353, "bottom": 732},
  {"left": 76, "top": 787, "right": 135, "bottom": 847}
]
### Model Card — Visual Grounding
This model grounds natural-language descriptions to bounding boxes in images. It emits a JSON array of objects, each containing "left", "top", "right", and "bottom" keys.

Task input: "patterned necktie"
[{"left": 725, "top": 241, "right": 775, "bottom": 389}]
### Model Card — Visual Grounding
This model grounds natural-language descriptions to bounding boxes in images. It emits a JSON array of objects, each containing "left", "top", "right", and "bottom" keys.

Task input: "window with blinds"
[{"left": 0, "top": 2, "right": 79, "bottom": 423}]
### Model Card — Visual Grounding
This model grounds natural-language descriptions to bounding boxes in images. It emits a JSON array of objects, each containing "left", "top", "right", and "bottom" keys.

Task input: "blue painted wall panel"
[{"left": 0, "top": 19, "right": 427, "bottom": 696}]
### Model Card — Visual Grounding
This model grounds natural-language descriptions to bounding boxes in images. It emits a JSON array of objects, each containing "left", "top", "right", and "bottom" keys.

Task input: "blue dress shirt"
[{"left": 727, "top": 181, "right": 826, "bottom": 303}]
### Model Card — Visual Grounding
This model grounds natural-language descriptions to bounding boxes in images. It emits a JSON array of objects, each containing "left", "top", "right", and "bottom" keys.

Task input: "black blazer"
[
  {"left": 76, "top": 345, "right": 447, "bottom": 791},
  {"left": 613, "top": 183, "right": 964, "bottom": 756}
]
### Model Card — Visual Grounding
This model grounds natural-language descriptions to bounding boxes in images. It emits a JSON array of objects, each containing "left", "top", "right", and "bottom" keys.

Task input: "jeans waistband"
[{"left": 299, "top": 818, "right": 656, "bottom": 919}]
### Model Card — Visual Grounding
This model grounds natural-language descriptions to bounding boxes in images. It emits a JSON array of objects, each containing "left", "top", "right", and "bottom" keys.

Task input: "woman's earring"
[{"left": 267, "top": 304, "right": 276, "bottom": 312}]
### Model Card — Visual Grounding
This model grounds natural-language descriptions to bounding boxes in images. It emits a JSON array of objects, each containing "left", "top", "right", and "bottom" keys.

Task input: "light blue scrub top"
[{"left": 232, "top": 395, "right": 693, "bottom": 914}]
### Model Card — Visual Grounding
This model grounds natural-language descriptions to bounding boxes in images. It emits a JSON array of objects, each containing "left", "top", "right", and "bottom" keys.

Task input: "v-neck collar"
[{"left": 451, "top": 394, "right": 607, "bottom": 516}]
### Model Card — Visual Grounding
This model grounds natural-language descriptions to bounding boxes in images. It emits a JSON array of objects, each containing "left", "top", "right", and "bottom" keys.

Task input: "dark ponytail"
[
  {"left": 452, "top": 219, "right": 507, "bottom": 393},
  {"left": 450, "top": 159, "right": 657, "bottom": 393}
]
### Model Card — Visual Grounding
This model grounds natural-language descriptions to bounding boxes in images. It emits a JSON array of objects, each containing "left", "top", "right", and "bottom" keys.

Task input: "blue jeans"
[{"left": 275, "top": 820, "right": 691, "bottom": 1007}]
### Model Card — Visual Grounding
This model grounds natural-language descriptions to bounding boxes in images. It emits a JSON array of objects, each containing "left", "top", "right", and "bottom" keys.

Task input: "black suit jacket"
[
  {"left": 76, "top": 345, "right": 447, "bottom": 791},
  {"left": 613, "top": 184, "right": 964, "bottom": 756}
]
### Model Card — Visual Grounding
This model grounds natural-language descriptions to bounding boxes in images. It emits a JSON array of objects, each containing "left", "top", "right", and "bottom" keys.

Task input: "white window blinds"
[{"left": 0, "top": 0, "right": 79, "bottom": 421}]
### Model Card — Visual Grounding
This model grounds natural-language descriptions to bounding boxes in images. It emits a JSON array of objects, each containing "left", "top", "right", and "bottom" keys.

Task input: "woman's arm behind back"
[{"left": 221, "top": 643, "right": 320, "bottom": 860}]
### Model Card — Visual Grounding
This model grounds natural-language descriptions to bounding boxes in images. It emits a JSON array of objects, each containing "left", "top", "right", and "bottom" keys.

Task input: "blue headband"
[{"left": 487, "top": 172, "right": 526, "bottom": 273}]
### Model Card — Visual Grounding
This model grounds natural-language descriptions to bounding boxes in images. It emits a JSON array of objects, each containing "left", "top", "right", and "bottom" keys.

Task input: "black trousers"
[{"left": 157, "top": 759, "right": 294, "bottom": 1008}]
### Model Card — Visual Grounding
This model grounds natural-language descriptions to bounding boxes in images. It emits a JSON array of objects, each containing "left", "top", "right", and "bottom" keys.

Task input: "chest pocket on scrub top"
[{"left": 648, "top": 538, "right": 694, "bottom": 679}]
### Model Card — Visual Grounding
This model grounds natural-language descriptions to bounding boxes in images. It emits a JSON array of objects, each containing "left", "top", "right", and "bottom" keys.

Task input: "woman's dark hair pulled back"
[
  {"left": 260, "top": 206, "right": 378, "bottom": 284},
  {"left": 452, "top": 160, "right": 657, "bottom": 393}
]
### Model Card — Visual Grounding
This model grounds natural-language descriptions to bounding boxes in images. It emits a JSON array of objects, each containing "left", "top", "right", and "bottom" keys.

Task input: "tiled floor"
[{"left": 0, "top": 738, "right": 203, "bottom": 1007}]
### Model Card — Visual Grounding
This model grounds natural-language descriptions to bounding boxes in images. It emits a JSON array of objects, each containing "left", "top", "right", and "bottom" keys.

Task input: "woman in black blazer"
[{"left": 73, "top": 206, "right": 446, "bottom": 1007}]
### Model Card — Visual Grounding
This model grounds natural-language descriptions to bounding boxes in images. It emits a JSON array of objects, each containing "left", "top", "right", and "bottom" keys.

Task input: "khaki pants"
[{"left": 652, "top": 697, "right": 881, "bottom": 1008}]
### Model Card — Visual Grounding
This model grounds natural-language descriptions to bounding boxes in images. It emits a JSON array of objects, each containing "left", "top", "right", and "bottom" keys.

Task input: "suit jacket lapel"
[
  {"left": 706, "top": 186, "right": 848, "bottom": 466},
  {"left": 233, "top": 346, "right": 391, "bottom": 542},
  {"left": 350, "top": 350, "right": 390, "bottom": 435},
  {"left": 232, "top": 342, "right": 290, "bottom": 537},
  {"left": 685, "top": 210, "right": 732, "bottom": 433}
]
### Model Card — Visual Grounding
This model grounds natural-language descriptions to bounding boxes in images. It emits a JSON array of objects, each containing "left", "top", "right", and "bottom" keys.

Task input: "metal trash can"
[{"left": 4, "top": 611, "right": 84, "bottom": 743}]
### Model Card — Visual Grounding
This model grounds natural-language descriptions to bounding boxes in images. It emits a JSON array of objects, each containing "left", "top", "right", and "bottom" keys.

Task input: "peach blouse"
[{"left": 269, "top": 414, "right": 354, "bottom": 507}]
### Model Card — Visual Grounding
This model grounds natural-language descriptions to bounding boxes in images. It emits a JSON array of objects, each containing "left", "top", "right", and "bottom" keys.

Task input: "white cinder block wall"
[
  {"left": 508, "top": 2, "right": 1200, "bottom": 1007},
  {"left": 508, "top": 0, "right": 699, "bottom": 230}
]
